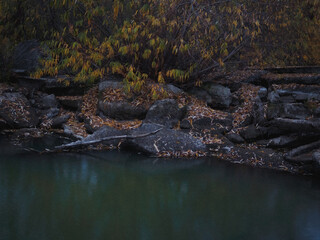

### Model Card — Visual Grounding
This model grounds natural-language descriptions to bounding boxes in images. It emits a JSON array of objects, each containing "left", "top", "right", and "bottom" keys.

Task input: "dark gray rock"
[
  {"left": 63, "top": 125, "right": 83, "bottom": 140},
  {"left": 225, "top": 132, "right": 245, "bottom": 144},
  {"left": 126, "top": 123, "right": 206, "bottom": 155},
  {"left": 206, "top": 84, "right": 232, "bottom": 109},
  {"left": 58, "top": 98, "right": 82, "bottom": 111},
  {"left": 270, "top": 118, "right": 320, "bottom": 133},
  {"left": 12, "top": 40, "right": 44, "bottom": 73},
  {"left": 192, "top": 116, "right": 233, "bottom": 133},
  {"left": 83, "top": 125, "right": 127, "bottom": 146},
  {"left": 239, "top": 125, "right": 266, "bottom": 141},
  {"left": 268, "top": 91, "right": 280, "bottom": 103},
  {"left": 267, "top": 103, "right": 310, "bottom": 120},
  {"left": 313, "top": 151, "right": 320, "bottom": 162},
  {"left": 266, "top": 135, "right": 300, "bottom": 148},
  {"left": 40, "top": 94, "right": 58, "bottom": 109},
  {"left": 0, "top": 92, "right": 38, "bottom": 128},
  {"left": 41, "top": 107, "right": 60, "bottom": 119},
  {"left": 286, "top": 140, "right": 320, "bottom": 158},
  {"left": 165, "top": 84, "right": 184, "bottom": 95},
  {"left": 99, "top": 101, "right": 148, "bottom": 120},
  {"left": 258, "top": 87, "right": 268, "bottom": 101},
  {"left": 189, "top": 88, "right": 212, "bottom": 104},
  {"left": 252, "top": 97, "right": 265, "bottom": 125},
  {"left": 239, "top": 125, "right": 283, "bottom": 142},
  {"left": 51, "top": 115, "right": 70, "bottom": 129},
  {"left": 98, "top": 81, "right": 123, "bottom": 92},
  {"left": 0, "top": 118, "right": 9, "bottom": 130},
  {"left": 314, "top": 107, "right": 320, "bottom": 117},
  {"left": 277, "top": 89, "right": 320, "bottom": 102},
  {"left": 180, "top": 119, "right": 192, "bottom": 129},
  {"left": 145, "top": 99, "right": 186, "bottom": 128}
]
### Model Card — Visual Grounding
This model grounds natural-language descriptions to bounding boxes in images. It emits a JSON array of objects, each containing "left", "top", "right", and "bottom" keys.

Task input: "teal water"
[{"left": 0, "top": 136, "right": 319, "bottom": 240}]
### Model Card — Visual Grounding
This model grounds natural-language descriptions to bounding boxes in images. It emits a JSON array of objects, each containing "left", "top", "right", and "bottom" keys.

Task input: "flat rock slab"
[
  {"left": 126, "top": 123, "right": 207, "bottom": 155},
  {"left": 271, "top": 118, "right": 320, "bottom": 133}
]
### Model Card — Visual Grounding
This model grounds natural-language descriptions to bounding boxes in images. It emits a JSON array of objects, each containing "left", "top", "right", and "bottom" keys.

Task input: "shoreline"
[{"left": 1, "top": 69, "right": 320, "bottom": 177}]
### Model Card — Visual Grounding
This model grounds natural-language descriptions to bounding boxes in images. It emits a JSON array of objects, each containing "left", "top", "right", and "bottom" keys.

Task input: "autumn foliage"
[{"left": 0, "top": 0, "right": 319, "bottom": 88}]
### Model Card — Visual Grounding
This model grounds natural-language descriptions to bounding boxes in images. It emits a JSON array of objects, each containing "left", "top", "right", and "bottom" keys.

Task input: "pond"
[{"left": 0, "top": 136, "right": 319, "bottom": 240}]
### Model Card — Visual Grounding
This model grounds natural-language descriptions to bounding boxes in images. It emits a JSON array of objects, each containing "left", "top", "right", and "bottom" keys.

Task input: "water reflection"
[{"left": 0, "top": 144, "right": 319, "bottom": 240}]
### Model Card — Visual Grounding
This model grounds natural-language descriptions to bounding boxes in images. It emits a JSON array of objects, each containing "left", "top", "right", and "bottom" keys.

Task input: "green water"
[{"left": 0, "top": 136, "right": 319, "bottom": 240}]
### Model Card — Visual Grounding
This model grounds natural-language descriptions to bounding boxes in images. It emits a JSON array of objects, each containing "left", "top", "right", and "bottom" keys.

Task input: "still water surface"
[{"left": 0, "top": 136, "right": 319, "bottom": 240}]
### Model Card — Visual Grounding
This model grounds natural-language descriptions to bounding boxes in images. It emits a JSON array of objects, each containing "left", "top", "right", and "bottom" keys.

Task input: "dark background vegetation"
[{"left": 0, "top": 0, "right": 319, "bottom": 88}]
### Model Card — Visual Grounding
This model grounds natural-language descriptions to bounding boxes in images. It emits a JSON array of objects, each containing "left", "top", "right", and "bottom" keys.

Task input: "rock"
[
  {"left": 32, "top": 94, "right": 58, "bottom": 110},
  {"left": 252, "top": 97, "right": 265, "bottom": 125},
  {"left": 189, "top": 88, "right": 212, "bottom": 104},
  {"left": 63, "top": 125, "right": 83, "bottom": 140},
  {"left": 0, "top": 118, "right": 9, "bottom": 130},
  {"left": 258, "top": 87, "right": 268, "bottom": 101},
  {"left": 0, "top": 92, "right": 38, "bottom": 128},
  {"left": 266, "top": 135, "right": 300, "bottom": 148},
  {"left": 268, "top": 91, "right": 280, "bottom": 103},
  {"left": 206, "top": 84, "right": 232, "bottom": 109},
  {"left": 277, "top": 89, "right": 320, "bottom": 102},
  {"left": 286, "top": 140, "right": 320, "bottom": 158},
  {"left": 41, "top": 107, "right": 60, "bottom": 119},
  {"left": 192, "top": 116, "right": 233, "bottom": 133},
  {"left": 313, "top": 151, "right": 320, "bottom": 162},
  {"left": 267, "top": 103, "right": 310, "bottom": 120},
  {"left": 58, "top": 98, "right": 82, "bottom": 110},
  {"left": 145, "top": 99, "right": 186, "bottom": 128},
  {"left": 126, "top": 123, "right": 207, "bottom": 155},
  {"left": 239, "top": 124, "right": 284, "bottom": 142},
  {"left": 192, "top": 117, "right": 212, "bottom": 130},
  {"left": 239, "top": 125, "right": 266, "bottom": 141},
  {"left": 40, "top": 94, "right": 58, "bottom": 109},
  {"left": 225, "top": 132, "right": 245, "bottom": 144},
  {"left": 164, "top": 84, "right": 184, "bottom": 95},
  {"left": 313, "top": 151, "right": 320, "bottom": 173},
  {"left": 98, "top": 81, "right": 123, "bottom": 92},
  {"left": 12, "top": 40, "right": 44, "bottom": 73},
  {"left": 83, "top": 125, "right": 127, "bottom": 146},
  {"left": 180, "top": 119, "right": 192, "bottom": 129},
  {"left": 270, "top": 118, "right": 320, "bottom": 133},
  {"left": 314, "top": 107, "right": 320, "bottom": 117},
  {"left": 51, "top": 115, "right": 70, "bottom": 128},
  {"left": 99, "top": 101, "right": 148, "bottom": 120}
]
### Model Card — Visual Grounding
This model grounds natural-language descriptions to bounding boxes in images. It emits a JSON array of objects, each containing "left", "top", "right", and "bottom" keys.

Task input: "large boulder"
[
  {"left": 206, "top": 84, "right": 232, "bottom": 109},
  {"left": 0, "top": 92, "right": 38, "bottom": 128},
  {"left": 32, "top": 93, "right": 58, "bottom": 110},
  {"left": 99, "top": 101, "right": 148, "bottom": 120},
  {"left": 145, "top": 99, "right": 186, "bottom": 128},
  {"left": 189, "top": 84, "right": 232, "bottom": 109},
  {"left": 125, "top": 123, "right": 207, "bottom": 155},
  {"left": 12, "top": 40, "right": 44, "bottom": 73}
]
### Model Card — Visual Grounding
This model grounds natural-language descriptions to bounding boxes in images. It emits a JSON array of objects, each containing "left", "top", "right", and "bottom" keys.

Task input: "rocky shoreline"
[{"left": 1, "top": 66, "right": 320, "bottom": 177}]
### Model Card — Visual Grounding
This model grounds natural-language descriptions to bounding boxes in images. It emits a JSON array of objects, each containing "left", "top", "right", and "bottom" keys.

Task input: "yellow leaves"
[
  {"left": 142, "top": 49, "right": 152, "bottom": 59},
  {"left": 149, "top": 39, "right": 156, "bottom": 47},
  {"left": 157, "top": 71, "right": 165, "bottom": 84},
  {"left": 118, "top": 45, "right": 128, "bottom": 55}
]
